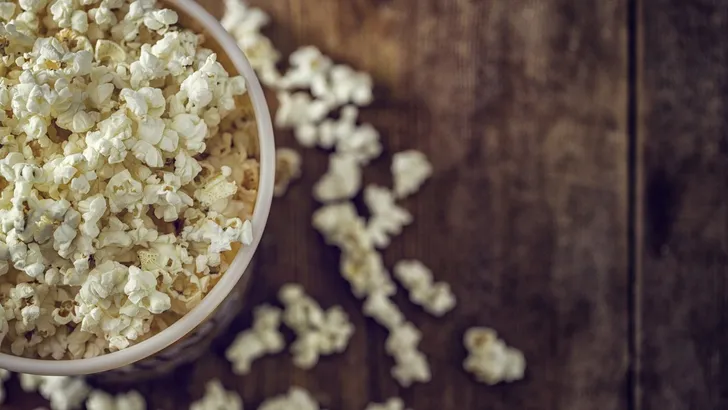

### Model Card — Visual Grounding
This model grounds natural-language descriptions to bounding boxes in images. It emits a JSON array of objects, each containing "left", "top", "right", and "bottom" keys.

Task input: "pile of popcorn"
[{"left": 0, "top": 0, "right": 262, "bottom": 359}]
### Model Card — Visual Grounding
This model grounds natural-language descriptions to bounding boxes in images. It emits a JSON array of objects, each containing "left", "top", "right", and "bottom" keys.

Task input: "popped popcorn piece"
[
  {"left": 309, "top": 105, "right": 358, "bottom": 149},
  {"left": 365, "top": 398, "right": 410, "bottom": 410},
  {"left": 274, "top": 148, "right": 302, "bottom": 197},
  {"left": 391, "top": 150, "right": 433, "bottom": 199},
  {"left": 257, "top": 387, "right": 321, "bottom": 410},
  {"left": 86, "top": 390, "right": 146, "bottom": 410},
  {"left": 222, "top": 0, "right": 281, "bottom": 86},
  {"left": 0, "top": 368, "right": 9, "bottom": 404},
  {"left": 313, "top": 154, "right": 362, "bottom": 202},
  {"left": 225, "top": 304, "right": 285, "bottom": 375},
  {"left": 335, "top": 122, "right": 382, "bottom": 165},
  {"left": 393, "top": 260, "right": 456, "bottom": 317},
  {"left": 279, "top": 283, "right": 354, "bottom": 369},
  {"left": 275, "top": 91, "right": 332, "bottom": 131},
  {"left": 279, "top": 46, "right": 333, "bottom": 90},
  {"left": 364, "top": 186, "right": 412, "bottom": 249},
  {"left": 18, "top": 375, "right": 90, "bottom": 410},
  {"left": 385, "top": 322, "right": 431, "bottom": 387},
  {"left": 190, "top": 380, "right": 243, "bottom": 410},
  {"left": 311, "top": 64, "right": 374, "bottom": 107},
  {"left": 313, "top": 203, "right": 395, "bottom": 298},
  {"left": 463, "top": 327, "right": 526, "bottom": 385}
]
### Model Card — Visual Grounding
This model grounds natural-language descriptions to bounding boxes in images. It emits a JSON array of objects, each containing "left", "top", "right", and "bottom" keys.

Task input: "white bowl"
[{"left": 0, "top": 0, "right": 276, "bottom": 375}]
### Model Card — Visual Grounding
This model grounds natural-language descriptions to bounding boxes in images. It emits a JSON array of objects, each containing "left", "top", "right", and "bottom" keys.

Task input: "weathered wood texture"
[
  {"left": 5, "top": 1, "right": 630, "bottom": 409},
  {"left": 637, "top": 1, "right": 728, "bottom": 409}
]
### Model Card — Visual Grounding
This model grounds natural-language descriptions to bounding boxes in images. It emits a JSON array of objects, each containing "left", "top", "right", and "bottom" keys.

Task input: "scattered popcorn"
[
  {"left": 313, "top": 154, "right": 362, "bottom": 202},
  {"left": 0, "top": 0, "right": 262, "bottom": 358},
  {"left": 393, "top": 260, "right": 456, "bottom": 317},
  {"left": 311, "top": 65, "right": 374, "bottom": 107},
  {"left": 391, "top": 150, "right": 433, "bottom": 199},
  {"left": 226, "top": 304, "right": 285, "bottom": 375},
  {"left": 274, "top": 148, "right": 302, "bottom": 197},
  {"left": 364, "top": 186, "right": 412, "bottom": 249},
  {"left": 18, "top": 374, "right": 90, "bottom": 410},
  {"left": 86, "top": 390, "right": 146, "bottom": 410},
  {"left": 0, "top": 368, "right": 9, "bottom": 404},
  {"left": 190, "top": 380, "right": 243, "bottom": 410},
  {"left": 222, "top": 0, "right": 281, "bottom": 86},
  {"left": 463, "top": 327, "right": 526, "bottom": 385},
  {"left": 335, "top": 122, "right": 382, "bottom": 165},
  {"left": 365, "top": 398, "right": 410, "bottom": 410},
  {"left": 275, "top": 92, "right": 329, "bottom": 129},
  {"left": 258, "top": 387, "right": 321, "bottom": 410},
  {"left": 386, "top": 322, "right": 431, "bottom": 387},
  {"left": 278, "top": 283, "right": 354, "bottom": 369},
  {"left": 279, "top": 46, "right": 333, "bottom": 90},
  {"left": 223, "top": 0, "right": 437, "bottom": 392}
]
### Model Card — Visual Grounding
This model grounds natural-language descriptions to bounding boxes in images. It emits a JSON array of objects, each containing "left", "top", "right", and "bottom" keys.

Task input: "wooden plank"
[
  {"left": 637, "top": 1, "right": 728, "bottom": 409},
  {"left": 5, "top": 1, "right": 630, "bottom": 409}
]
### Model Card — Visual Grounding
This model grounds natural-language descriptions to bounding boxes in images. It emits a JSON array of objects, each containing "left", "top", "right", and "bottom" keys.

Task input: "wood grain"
[
  {"left": 5, "top": 1, "right": 630, "bottom": 409},
  {"left": 637, "top": 1, "right": 728, "bottom": 409}
]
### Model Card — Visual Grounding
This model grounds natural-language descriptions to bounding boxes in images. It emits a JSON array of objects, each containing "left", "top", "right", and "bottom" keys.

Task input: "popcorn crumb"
[
  {"left": 274, "top": 148, "right": 302, "bottom": 197},
  {"left": 225, "top": 305, "right": 285, "bottom": 375},
  {"left": 365, "top": 398, "right": 410, "bottom": 410},
  {"left": 279, "top": 283, "right": 354, "bottom": 369},
  {"left": 190, "top": 380, "right": 243, "bottom": 410},
  {"left": 258, "top": 387, "right": 321, "bottom": 410},
  {"left": 392, "top": 150, "right": 433, "bottom": 199},
  {"left": 86, "top": 390, "right": 146, "bottom": 410},
  {"left": 394, "top": 260, "right": 456, "bottom": 316},
  {"left": 463, "top": 327, "right": 526, "bottom": 385}
]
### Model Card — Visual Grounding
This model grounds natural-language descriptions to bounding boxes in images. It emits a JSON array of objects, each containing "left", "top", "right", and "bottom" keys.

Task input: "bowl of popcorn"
[{"left": 0, "top": 0, "right": 275, "bottom": 376}]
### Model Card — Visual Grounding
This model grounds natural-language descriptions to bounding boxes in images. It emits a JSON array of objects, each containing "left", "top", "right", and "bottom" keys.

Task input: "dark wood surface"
[
  {"left": 637, "top": 1, "right": 728, "bottom": 410},
  {"left": 6, "top": 0, "right": 726, "bottom": 409}
]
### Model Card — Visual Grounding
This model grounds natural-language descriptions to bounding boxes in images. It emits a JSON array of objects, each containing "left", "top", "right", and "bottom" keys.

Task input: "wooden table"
[{"left": 6, "top": 0, "right": 728, "bottom": 409}]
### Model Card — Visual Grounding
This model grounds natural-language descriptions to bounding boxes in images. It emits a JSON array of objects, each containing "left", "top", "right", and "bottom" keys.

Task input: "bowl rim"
[{"left": 0, "top": 0, "right": 276, "bottom": 375}]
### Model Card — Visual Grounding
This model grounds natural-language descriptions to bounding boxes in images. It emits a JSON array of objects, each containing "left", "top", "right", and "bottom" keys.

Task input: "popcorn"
[
  {"left": 86, "top": 390, "right": 146, "bottom": 410},
  {"left": 365, "top": 398, "right": 410, "bottom": 410},
  {"left": 194, "top": 169, "right": 239, "bottom": 209},
  {"left": 0, "top": 368, "right": 9, "bottom": 404},
  {"left": 279, "top": 283, "right": 354, "bottom": 369},
  {"left": 225, "top": 304, "right": 285, "bottom": 375},
  {"left": 221, "top": 0, "right": 281, "bottom": 85},
  {"left": 364, "top": 186, "right": 412, "bottom": 249},
  {"left": 392, "top": 150, "right": 433, "bottom": 199},
  {"left": 362, "top": 291, "right": 403, "bottom": 329},
  {"left": 258, "top": 387, "right": 321, "bottom": 410},
  {"left": 311, "top": 64, "right": 374, "bottom": 107},
  {"left": 313, "top": 154, "right": 361, "bottom": 202},
  {"left": 463, "top": 327, "right": 526, "bottom": 385},
  {"left": 275, "top": 91, "right": 332, "bottom": 131},
  {"left": 393, "top": 260, "right": 456, "bottom": 316},
  {"left": 190, "top": 380, "right": 243, "bottom": 410},
  {"left": 279, "top": 46, "right": 333, "bottom": 90},
  {"left": 274, "top": 148, "right": 302, "bottom": 197},
  {"left": 335, "top": 122, "right": 382, "bottom": 165},
  {"left": 0, "top": 3, "right": 16, "bottom": 21},
  {"left": 19, "top": 374, "right": 90, "bottom": 410},
  {"left": 0, "top": 0, "right": 261, "bottom": 359},
  {"left": 303, "top": 105, "right": 358, "bottom": 149},
  {"left": 124, "top": 266, "right": 171, "bottom": 314}
]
